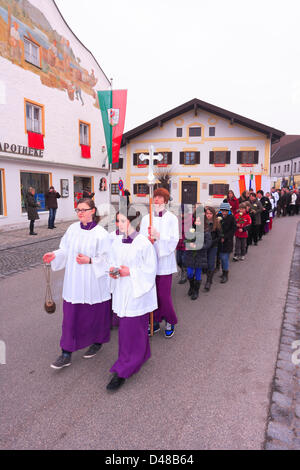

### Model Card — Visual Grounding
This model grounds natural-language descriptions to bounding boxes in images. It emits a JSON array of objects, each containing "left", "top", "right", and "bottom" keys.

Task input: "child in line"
[
  {"left": 184, "top": 208, "right": 212, "bottom": 300},
  {"left": 233, "top": 203, "right": 251, "bottom": 261}
]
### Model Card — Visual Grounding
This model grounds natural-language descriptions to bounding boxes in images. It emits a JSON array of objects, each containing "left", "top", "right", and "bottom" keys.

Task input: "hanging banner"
[{"left": 97, "top": 90, "right": 127, "bottom": 164}]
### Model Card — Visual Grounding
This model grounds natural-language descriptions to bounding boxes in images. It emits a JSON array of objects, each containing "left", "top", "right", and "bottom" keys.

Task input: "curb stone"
[{"left": 265, "top": 222, "right": 300, "bottom": 450}]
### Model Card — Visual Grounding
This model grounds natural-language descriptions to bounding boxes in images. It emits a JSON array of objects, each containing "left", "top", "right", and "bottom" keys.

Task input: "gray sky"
[{"left": 55, "top": 0, "right": 300, "bottom": 135}]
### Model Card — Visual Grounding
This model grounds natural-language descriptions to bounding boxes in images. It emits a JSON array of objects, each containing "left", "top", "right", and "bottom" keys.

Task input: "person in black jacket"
[
  {"left": 25, "top": 187, "right": 40, "bottom": 235},
  {"left": 45, "top": 186, "right": 61, "bottom": 229},
  {"left": 184, "top": 208, "right": 212, "bottom": 300},
  {"left": 218, "top": 202, "right": 236, "bottom": 284},
  {"left": 204, "top": 206, "right": 222, "bottom": 291},
  {"left": 257, "top": 190, "right": 271, "bottom": 239}
]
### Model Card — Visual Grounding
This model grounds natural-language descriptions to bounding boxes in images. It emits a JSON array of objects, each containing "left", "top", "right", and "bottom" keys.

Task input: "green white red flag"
[{"left": 97, "top": 90, "right": 127, "bottom": 164}]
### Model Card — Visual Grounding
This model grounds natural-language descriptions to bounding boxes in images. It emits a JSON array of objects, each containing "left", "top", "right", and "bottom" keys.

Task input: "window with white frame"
[
  {"left": 80, "top": 122, "right": 90, "bottom": 146},
  {"left": 24, "top": 38, "right": 40, "bottom": 67},
  {"left": 26, "top": 102, "right": 42, "bottom": 133}
]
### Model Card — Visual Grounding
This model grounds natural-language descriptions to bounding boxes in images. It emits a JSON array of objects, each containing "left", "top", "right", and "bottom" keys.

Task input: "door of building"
[{"left": 181, "top": 181, "right": 198, "bottom": 205}]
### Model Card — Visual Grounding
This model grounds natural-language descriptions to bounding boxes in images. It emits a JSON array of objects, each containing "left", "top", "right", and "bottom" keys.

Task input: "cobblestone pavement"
[
  {"left": 265, "top": 222, "right": 300, "bottom": 450},
  {"left": 0, "top": 220, "right": 74, "bottom": 251},
  {"left": 0, "top": 238, "right": 62, "bottom": 279},
  {"left": 0, "top": 221, "right": 74, "bottom": 279}
]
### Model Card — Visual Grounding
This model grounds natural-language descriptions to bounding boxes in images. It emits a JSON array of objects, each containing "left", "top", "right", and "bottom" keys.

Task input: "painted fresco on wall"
[{"left": 0, "top": 0, "right": 99, "bottom": 106}]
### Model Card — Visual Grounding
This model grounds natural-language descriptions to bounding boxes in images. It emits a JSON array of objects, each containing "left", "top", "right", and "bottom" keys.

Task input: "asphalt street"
[{"left": 0, "top": 216, "right": 299, "bottom": 450}]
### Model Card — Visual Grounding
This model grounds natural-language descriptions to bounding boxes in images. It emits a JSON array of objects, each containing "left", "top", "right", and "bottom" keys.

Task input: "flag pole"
[
  {"left": 109, "top": 78, "right": 113, "bottom": 228},
  {"left": 149, "top": 181, "right": 154, "bottom": 337}
]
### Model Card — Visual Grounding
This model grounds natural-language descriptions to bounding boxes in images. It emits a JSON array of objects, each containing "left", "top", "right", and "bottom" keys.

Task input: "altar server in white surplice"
[
  {"left": 107, "top": 206, "right": 157, "bottom": 391},
  {"left": 140, "top": 188, "right": 179, "bottom": 339},
  {"left": 43, "top": 198, "right": 111, "bottom": 370}
]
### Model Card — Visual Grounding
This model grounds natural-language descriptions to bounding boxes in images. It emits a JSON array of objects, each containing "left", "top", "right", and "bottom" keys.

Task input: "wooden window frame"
[
  {"left": 189, "top": 127, "right": 202, "bottom": 137},
  {"left": 237, "top": 151, "right": 259, "bottom": 165},
  {"left": 209, "top": 183, "right": 230, "bottom": 198},
  {"left": 209, "top": 151, "right": 231, "bottom": 166},
  {"left": 133, "top": 183, "right": 149, "bottom": 197},
  {"left": 24, "top": 36, "right": 42, "bottom": 68},
  {"left": 180, "top": 151, "right": 200, "bottom": 165},
  {"left": 0, "top": 169, "right": 7, "bottom": 217},
  {"left": 24, "top": 99, "right": 45, "bottom": 136},
  {"left": 79, "top": 120, "right": 91, "bottom": 147},
  {"left": 112, "top": 158, "right": 124, "bottom": 170},
  {"left": 111, "top": 183, "right": 119, "bottom": 195}
]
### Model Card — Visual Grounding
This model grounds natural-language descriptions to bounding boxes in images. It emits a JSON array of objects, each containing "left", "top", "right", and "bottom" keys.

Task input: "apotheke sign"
[{"left": 0, "top": 142, "right": 44, "bottom": 157}]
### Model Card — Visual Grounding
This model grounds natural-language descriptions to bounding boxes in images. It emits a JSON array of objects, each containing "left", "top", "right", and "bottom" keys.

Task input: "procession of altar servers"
[{"left": 48, "top": 191, "right": 179, "bottom": 391}]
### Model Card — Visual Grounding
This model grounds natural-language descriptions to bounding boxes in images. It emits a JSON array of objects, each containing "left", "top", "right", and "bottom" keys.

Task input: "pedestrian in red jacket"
[{"left": 233, "top": 203, "right": 251, "bottom": 261}]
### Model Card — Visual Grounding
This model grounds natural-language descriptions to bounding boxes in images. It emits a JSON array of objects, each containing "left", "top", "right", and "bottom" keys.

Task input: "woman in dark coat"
[
  {"left": 218, "top": 202, "right": 236, "bottom": 283},
  {"left": 25, "top": 187, "right": 40, "bottom": 235},
  {"left": 184, "top": 209, "right": 212, "bottom": 300}
]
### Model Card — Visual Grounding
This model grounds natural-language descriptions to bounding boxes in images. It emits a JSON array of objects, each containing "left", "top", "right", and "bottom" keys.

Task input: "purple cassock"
[
  {"left": 110, "top": 313, "right": 150, "bottom": 379},
  {"left": 110, "top": 231, "right": 151, "bottom": 379},
  {"left": 60, "top": 220, "right": 111, "bottom": 353},
  {"left": 153, "top": 274, "right": 178, "bottom": 325}
]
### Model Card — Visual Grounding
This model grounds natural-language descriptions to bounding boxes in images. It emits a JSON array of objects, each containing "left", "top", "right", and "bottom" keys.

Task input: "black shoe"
[
  {"left": 178, "top": 269, "right": 187, "bottom": 284},
  {"left": 204, "top": 271, "right": 213, "bottom": 291},
  {"left": 188, "top": 278, "right": 194, "bottom": 296},
  {"left": 51, "top": 353, "right": 72, "bottom": 369},
  {"left": 48, "top": 227, "right": 54, "bottom": 229},
  {"left": 52, "top": 226, "right": 57, "bottom": 228},
  {"left": 148, "top": 322, "right": 160, "bottom": 336},
  {"left": 29, "top": 232, "right": 38, "bottom": 235},
  {"left": 106, "top": 373, "right": 125, "bottom": 391},
  {"left": 220, "top": 271, "right": 229, "bottom": 284},
  {"left": 83, "top": 343, "right": 102, "bottom": 359},
  {"left": 191, "top": 280, "right": 201, "bottom": 300}
]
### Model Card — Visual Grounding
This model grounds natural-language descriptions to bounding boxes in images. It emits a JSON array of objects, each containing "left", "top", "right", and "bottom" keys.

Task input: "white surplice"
[
  {"left": 110, "top": 233, "right": 158, "bottom": 318},
  {"left": 51, "top": 222, "right": 111, "bottom": 305},
  {"left": 140, "top": 211, "right": 179, "bottom": 275}
]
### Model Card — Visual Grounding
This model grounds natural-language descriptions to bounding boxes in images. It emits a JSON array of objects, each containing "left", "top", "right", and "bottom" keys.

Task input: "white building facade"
[
  {"left": 270, "top": 137, "right": 300, "bottom": 189},
  {"left": 111, "top": 99, "right": 284, "bottom": 208},
  {"left": 0, "top": 0, "right": 111, "bottom": 229}
]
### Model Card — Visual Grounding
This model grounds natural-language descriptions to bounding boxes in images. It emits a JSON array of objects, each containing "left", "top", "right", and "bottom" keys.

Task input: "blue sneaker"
[
  {"left": 164, "top": 323, "right": 175, "bottom": 338},
  {"left": 148, "top": 322, "right": 160, "bottom": 336}
]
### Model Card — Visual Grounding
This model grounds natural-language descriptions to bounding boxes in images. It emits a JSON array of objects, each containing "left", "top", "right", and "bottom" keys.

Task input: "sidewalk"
[{"left": 0, "top": 220, "right": 74, "bottom": 251}]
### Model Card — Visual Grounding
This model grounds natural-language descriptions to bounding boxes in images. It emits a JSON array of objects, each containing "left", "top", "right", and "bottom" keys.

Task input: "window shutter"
[
  {"left": 118, "top": 158, "right": 123, "bottom": 169},
  {"left": 195, "top": 152, "right": 200, "bottom": 164},
  {"left": 209, "top": 151, "right": 214, "bottom": 164},
  {"left": 133, "top": 184, "right": 138, "bottom": 194},
  {"left": 133, "top": 154, "right": 138, "bottom": 165},
  {"left": 168, "top": 152, "right": 172, "bottom": 164},
  {"left": 254, "top": 151, "right": 259, "bottom": 164},
  {"left": 237, "top": 151, "right": 242, "bottom": 164},
  {"left": 226, "top": 151, "right": 231, "bottom": 164},
  {"left": 180, "top": 152, "right": 184, "bottom": 164},
  {"left": 209, "top": 184, "right": 214, "bottom": 195}
]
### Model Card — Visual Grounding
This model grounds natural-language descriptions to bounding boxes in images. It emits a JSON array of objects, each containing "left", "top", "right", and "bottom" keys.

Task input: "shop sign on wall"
[{"left": 0, "top": 142, "right": 44, "bottom": 157}]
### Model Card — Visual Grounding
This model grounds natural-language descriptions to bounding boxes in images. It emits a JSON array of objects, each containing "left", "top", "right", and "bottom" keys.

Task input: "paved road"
[{"left": 0, "top": 216, "right": 299, "bottom": 450}]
